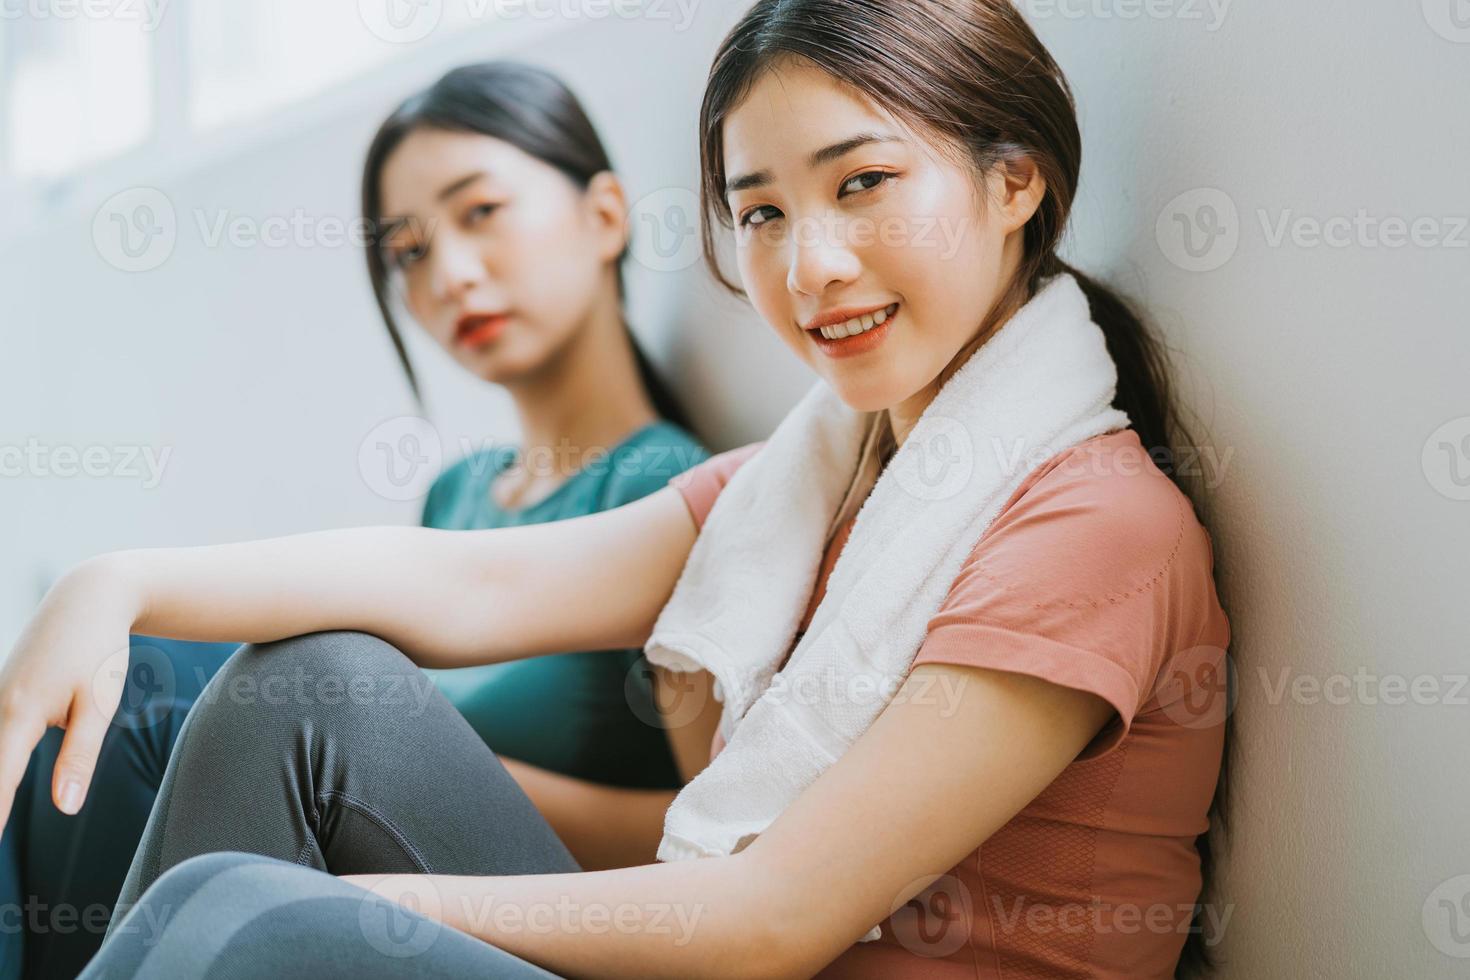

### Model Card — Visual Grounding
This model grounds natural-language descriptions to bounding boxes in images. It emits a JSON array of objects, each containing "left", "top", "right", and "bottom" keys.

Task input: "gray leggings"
[{"left": 80, "top": 631, "right": 583, "bottom": 978}]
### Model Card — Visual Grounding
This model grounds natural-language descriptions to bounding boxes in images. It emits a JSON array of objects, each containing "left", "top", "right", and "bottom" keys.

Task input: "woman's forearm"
[
  {"left": 103, "top": 525, "right": 508, "bottom": 668},
  {"left": 89, "top": 485, "right": 697, "bottom": 670},
  {"left": 352, "top": 854, "right": 792, "bottom": 980}
]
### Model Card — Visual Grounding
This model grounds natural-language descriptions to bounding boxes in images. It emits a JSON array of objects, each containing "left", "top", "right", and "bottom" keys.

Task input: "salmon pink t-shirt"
[{"left": 667, "top": 428, "right": 1230, "bottom": 980}]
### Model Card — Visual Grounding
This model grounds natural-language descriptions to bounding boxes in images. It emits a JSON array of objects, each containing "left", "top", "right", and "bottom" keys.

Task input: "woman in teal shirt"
[
  {"left": 0, "top": 61, "right": 707, "bottom": 978},
  {"left": 420, "top": 421, "right": 705, "bottom": 788}
]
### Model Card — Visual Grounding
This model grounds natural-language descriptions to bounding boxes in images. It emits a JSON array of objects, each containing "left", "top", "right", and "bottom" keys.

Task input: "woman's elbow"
[
  {"left": 699, "top": 860, "right": 824, "bottom": 980},
  {"left": 721, "top": 936, "right": 811, "bottom": 980},
  {"left": 721, "top": 886, "right": 848, "bottom": 979},
  {"left": 737, "top": 927, "right": 846, "bottom": 980}
]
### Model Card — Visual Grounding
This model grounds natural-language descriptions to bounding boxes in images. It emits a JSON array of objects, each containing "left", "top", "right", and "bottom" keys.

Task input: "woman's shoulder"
[
  {"left": 594, "top": 420, "right": 714, "bottom": 509},
  {"left": 991, "top": 428, "right": 1204, "bottom": 569},
  {"left": 985, "top": 426, "right": 1222, "bottom": 616},
  {"left": 955, "top": 427, "right": 1224, "bottom": 627},
  {"left": 918, "top": 427, "right": 1229, "bottom": 751}
]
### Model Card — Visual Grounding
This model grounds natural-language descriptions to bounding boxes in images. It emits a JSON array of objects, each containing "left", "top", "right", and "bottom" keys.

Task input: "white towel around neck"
[{"left": 643, "top": 273, "right": 1130, "bottom": 937}]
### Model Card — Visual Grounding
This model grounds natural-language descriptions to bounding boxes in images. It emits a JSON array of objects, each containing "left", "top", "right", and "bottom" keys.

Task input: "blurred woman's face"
[
  {"left": 377, "top": 128, "right": 625, "bottom": 383},
  {"left": 721, "top": 58, "right": 1040, "bottom": 414}
]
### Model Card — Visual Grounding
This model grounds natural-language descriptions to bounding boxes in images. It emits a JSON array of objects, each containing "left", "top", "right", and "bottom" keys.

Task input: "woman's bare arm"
[
  {"left": 124, "top": 485, "right": 700, "bottom": 667},
  {"left": 346, "top": 663, "right": 1114, "bottom": 979},
  {"left": 0, "top": 485, "right": 699, "bottom": 826}
]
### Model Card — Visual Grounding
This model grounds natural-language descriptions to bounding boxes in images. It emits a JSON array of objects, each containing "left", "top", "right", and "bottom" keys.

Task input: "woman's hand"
[{"left": 0, "top": 554, "right": 143, "bottom": 825}]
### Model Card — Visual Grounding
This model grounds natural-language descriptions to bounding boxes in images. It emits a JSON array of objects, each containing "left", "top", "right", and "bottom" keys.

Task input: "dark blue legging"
[{"left": 1, "top": 638, "right": 237, "bottom": 979}]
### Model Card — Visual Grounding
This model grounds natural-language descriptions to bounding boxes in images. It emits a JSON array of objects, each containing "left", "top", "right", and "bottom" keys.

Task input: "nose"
[
  {"left": 786, "top": 213, "right": 862, "bottom": 297},
  {"left": 428, "top": 230, "right": 488, "bottom": 305}
]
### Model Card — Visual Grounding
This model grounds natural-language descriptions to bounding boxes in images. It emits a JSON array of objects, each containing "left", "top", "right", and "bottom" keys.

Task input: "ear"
[
  {"left": 991, "top": 155, "right": 1047, "bottom": 235},
  {"left": 583, "top": 170, "right": 630, "bottom": 262}
]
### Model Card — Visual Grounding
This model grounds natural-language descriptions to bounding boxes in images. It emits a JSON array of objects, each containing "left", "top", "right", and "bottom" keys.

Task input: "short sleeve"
[
  {"left": 668, "top": 441, "right": 765, "bottom": 530},
  {"left": 912, "top": 434, "right": 1212, "bottom": 758}
]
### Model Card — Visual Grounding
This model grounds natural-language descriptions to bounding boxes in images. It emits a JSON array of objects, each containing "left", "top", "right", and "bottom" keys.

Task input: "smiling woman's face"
[
  {"left": 722, "top": 58, "right": 1038, "bottom": 415},
  {"left": 377, "top": 128, "right": 624, "bottom": 383}
]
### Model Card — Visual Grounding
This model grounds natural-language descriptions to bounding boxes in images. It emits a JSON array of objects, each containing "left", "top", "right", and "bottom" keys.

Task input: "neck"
[
  {"left": 503, "top": 276, "right": 659, "bottom": 474},
  {"left": 886, "top": 273, "right": 1032, "bottom": 450}
]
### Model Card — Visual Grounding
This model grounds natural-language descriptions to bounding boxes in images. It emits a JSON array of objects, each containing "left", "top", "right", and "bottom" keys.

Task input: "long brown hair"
[
  {"left": 697, "top": 1, "right": 1224, "bottom": 975},
  {"left": 360, "top": 61, "right": 695, "bottom": 433}
]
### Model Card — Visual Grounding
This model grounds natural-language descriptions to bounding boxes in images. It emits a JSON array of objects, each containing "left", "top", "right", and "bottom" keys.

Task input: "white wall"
[
  {"left": 3, "top": 2, "right": 1467, "bottom": 976},
  {"left": 1028, "top": 1, "right": 1469, "bottom": 976}
]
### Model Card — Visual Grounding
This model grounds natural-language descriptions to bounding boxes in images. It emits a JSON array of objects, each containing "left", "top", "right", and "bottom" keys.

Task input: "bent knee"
[
  {"left": 111, "top": 852, "right": 270, "bottom": 942},
  {"left": 191, "top": 631, "right": 436, "bottom": 733},
  {"left": 113, "top": 853, "right": 349, "bottom": 950},
  {"left": 139, "top": 851, "right": 263, "bottom": 904},
  {"left": 210, "top": 630, "right": 417, "bottom": 698},
  {"left": 235, "top": 630, "right": 413, "bottom": 678}
]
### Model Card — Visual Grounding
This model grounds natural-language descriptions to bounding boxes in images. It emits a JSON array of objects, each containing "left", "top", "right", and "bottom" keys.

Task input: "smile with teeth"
[{"left": 816, "top": 303, "right": 899, "bottom": 341}]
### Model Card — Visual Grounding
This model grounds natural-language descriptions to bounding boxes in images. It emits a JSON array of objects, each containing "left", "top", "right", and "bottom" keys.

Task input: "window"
[
  {"left": 191, "top": 1, "right": 404, "bottom": 130},
  {"left": 4, "top": 12, "right": 153, "bottom": 178},
  {"left": 0, "top": 0, "right": 488, "bottom": 184}
]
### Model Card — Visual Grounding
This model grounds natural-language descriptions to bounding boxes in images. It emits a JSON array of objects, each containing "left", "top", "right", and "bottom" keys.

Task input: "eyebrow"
[
  {"left": 724, "top": 132, "right": 905, "bottom": 198},
  {"left": 377, "top": 217, "right": 408, "bottom": 239},
  {"left": 379, "top": 171, "right": 491, "bottom": 240},
  {"left": 437, "top": 171, "right": 490, "bottom": 201}
]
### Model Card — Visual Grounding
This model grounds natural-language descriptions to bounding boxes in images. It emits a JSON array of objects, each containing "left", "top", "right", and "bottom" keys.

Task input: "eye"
[
  {"left": 389, "top": 241, "right": 428, "bottom": 270},
  {"left": 839, "top": 170, "right": 896, "bottom": 197},
  {"left": 739, "top": 204, "right": 782, "bottom": 228},
  {"left": 466, "top": 201, "right": 501, "bottom": 225}
]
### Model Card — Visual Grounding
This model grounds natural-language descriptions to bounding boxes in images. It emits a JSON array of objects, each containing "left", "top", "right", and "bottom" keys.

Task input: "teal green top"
[{"left": 421, "top": 420, "right": 709, "bottom": 789}]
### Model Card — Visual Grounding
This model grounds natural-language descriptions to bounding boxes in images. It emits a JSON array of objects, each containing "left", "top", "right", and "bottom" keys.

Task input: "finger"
[
  {"left": 51, "top": 690, "right": 112, "bottom": 816},
  {"left": 0, "top": 702, "right": 45, "bottom": 830}
]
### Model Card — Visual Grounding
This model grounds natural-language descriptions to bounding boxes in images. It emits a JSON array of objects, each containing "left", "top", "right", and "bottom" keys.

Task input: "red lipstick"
[{"left": 455, "top": 312, "right": 511, "bottom": 349}]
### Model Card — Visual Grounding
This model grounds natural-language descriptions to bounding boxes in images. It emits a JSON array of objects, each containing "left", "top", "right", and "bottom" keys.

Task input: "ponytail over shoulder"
[{"left": 1039, "top": 256, "right": 1193, "bottom": 482}]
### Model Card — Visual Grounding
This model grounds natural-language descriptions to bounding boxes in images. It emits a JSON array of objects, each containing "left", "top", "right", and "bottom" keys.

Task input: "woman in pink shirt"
[{"left": 1, "top": 1, "right": 1229, "bottom": 978}]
